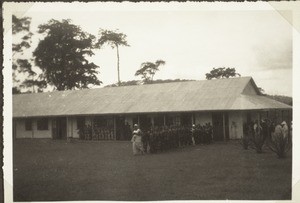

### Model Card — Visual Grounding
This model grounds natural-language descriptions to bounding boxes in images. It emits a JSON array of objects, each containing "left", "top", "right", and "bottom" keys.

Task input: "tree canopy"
[
  {"left": 135, "top": 60, "right": 166, "bottom": 84},
  {"left": 205, "top": 67, "right": 241, "bottom": 80},
  {"left": 33, "top": 19, "right": 101, "bottom": 91},
  {"left": 12, "top": 15, "right": 31, "bottom": 35},
  {"left": 105, "top": 80, "right": 140, "bottom": 87},
  {"left": 12, "top": 15, "right": 36, "bottom": 93},
  {"left": 96, "top": 29, "right": 129, "bottom": 48},
  {"left": 104, "top": 78, "right": 193, "bottom": 88},
  {"left": 265, "top": 95, "right": 292, "bottom": 106},
  {"left": 96, "top": 29, "right": 129, "bottom": 85}
]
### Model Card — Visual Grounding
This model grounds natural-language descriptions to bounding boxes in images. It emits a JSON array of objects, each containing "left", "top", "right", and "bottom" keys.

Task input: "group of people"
[
  {"left": 131, "top": 123, "right": 213, "bottom": 155},
  {"left": 243, "top": 119, "right": 292, "bottom": 142},
  {"left": 79, "top": 125, "right": 114, "bottom": 140},
  {"left": 191, "top": 123, "right": 213, "bottom": 145}
]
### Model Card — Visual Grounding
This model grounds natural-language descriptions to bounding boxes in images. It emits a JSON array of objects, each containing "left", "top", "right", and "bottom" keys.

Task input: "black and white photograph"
[{"left": 2, "top": 1, "right": 300, "bottom": 202}]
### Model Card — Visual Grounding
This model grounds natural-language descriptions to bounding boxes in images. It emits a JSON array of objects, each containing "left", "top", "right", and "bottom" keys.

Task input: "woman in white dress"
[{"left": 131, "top": 124, "right": 144, "bottom": 155}]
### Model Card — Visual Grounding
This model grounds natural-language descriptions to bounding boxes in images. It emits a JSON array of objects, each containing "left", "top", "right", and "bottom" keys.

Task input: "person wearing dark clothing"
[
  {"left": 206, "top": 123, "right": 213, "bottom": 144},
  {"left": 125, "top": 122, "right": 132, "bottom": 140},
  {"left": 261, "top": 119, "right": 269, "bottom": 141},
  {"left": 142, "top": 130, "right": 150, "bottom": 153},
  {"left": 149, "top": 128, "right": 156, "bottom": 153}
]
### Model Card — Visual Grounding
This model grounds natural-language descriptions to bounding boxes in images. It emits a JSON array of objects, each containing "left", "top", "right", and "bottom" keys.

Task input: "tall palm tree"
[
  {"left": 135, "top": 60, "right": 166, "bottom": 83},
  {"left": 96, "top": 29, "right": 129, "bottom": 86}
]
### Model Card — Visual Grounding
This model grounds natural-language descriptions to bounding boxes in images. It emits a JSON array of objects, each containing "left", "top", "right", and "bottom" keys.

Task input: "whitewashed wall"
[
  {"left": 34, "top": 118, "right": 52, "bottom": 138},
  {"left": 15, "top": 118, "right": 52, "bottom": 139},
  {"left": 194, "top": 112, "right": 212, "bottom": 125},
  {"left": 15, "top": 119, "right": 33, "bottom": 138},
  {"left": 228, "top": 112, "right": 243, "bottom": 139}
]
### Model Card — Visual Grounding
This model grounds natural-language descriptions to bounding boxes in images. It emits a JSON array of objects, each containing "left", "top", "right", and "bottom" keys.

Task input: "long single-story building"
[{"left": 13, "top": 77, "right": 292, "bottom": 141}]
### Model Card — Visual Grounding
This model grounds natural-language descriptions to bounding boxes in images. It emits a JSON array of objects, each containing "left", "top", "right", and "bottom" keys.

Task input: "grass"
[{"left": 13, "top": 139, "right": 292, "bottom": 201}]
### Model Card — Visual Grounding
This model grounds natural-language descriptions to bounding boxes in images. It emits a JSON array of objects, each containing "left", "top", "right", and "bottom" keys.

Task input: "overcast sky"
[{"left": 12, "top": 2, "right": 293, "bottom": 96}]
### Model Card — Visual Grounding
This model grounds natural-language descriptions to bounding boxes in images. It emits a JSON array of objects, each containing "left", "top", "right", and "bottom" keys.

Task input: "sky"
[{"left": 11, "top": 2, "right": 293, "bottom": 96}]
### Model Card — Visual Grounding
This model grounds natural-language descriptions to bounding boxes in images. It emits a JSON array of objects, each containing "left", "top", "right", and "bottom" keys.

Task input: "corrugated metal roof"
[
  {"left": 13, "top": 77, "right": 291, "bottom": 118},
  {"left": 230, "top": 94, "right": 292, "bottom": 110}
]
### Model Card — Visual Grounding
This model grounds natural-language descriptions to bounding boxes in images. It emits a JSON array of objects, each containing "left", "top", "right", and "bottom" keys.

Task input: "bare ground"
[{"left": 13, "top": 139, "right": 292, "bottom": 201}]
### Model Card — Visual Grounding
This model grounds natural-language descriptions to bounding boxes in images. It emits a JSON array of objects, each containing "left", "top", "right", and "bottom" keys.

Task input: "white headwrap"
[{"left": 281, "top": 121, "right": 287, "bottom": 126}]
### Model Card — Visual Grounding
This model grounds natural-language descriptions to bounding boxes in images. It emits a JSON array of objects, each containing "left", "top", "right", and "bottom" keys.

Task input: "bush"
[
  {"left": 241, "top": 134, "right": 250, "bottom": 150},
  {"left": 266, "top": 127, "right": 292, "bottom": 158},
  {"left": 241, "top": 123, "right": 251, "bottom": 150},
  {"left": 250, "top": 128, "right": 266, "bottom": 153},
  {"left": 243, "top": 122, "right": 266, "bottom": 153}
]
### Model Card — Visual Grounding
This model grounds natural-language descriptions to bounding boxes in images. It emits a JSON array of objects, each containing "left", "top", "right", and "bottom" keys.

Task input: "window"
[
  {"left": 260, "top": 111, "right": 268, "bottom": 120},
  {"left": 181, "top": 113, "right": 192, "bottom": 126},
  {"left": 37, "top": 118, "right": 48, "bottom": 130},
  {"left": 107, "top": 118, "right": 114, "bottom": 127},
  {"left": 93, "top": 116, "right": 107, "bottom": 127},
  {"left": 25, "top": 119, "right": 32, "bottom": 131},
  {"left": 268, "top": 111, "right": 276, "bottom": 122},
  {"left": 173, "top": 116, "right": 181, "bottom": 126},
  {"left": 77, "top": 117, "right": 85, "bottom": 130},
  {"left": 165, "top": 115, "right": 174, "bottom": 126},
  {"left": 154, "top": 115, "right": 164, "bottom": 126},
  {"left": 132, "top": 117, "right": 138, "bottom": 126},
  {"left": 246, "top": 112, "right": 251, "bottom": 123}
]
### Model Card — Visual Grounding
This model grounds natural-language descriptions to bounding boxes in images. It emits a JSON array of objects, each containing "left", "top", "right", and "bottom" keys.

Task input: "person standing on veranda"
[{"left": 131, "top": 124, "right": 144, "bottom": 155}]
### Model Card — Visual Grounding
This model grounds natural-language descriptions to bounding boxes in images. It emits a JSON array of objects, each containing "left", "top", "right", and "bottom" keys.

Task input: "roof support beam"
[
  {"left": 151, "top": 116, "right": 154, "bottom": 127},
  {"left": 91, "top": 116, "right": 94, "bottom": 140},
  {"left": 66, "top": 117, "right": 69, "bottom": 142},
  {"left": 31, "top": 119, "right": 34, "bottom": 138},
  {"left": 223, "top": 113, "right": 226, "bottom": 141},
  {"left": 113, "top": 116, "right": 116, "bottom": 141}
]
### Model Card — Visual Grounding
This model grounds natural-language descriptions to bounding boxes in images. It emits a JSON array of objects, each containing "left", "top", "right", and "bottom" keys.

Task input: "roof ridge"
[{"left": 13, "top": 76, "right": 253, "bottom": 96}]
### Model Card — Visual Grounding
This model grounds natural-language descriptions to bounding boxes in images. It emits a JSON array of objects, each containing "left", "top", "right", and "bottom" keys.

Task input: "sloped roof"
[
  {"left": 13, "top": 77, "right": 291, "bottom": 118},
  {"left": 231, "top": 94, "right": 291, "bottom": 110}
]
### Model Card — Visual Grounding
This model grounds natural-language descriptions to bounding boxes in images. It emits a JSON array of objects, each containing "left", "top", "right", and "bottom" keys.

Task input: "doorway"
[
  {"left": 116, "top": 116, "right": 126, "bottom": 140},
  {"left": 212, "top": 113, "right": 224, "bottom": 141},
  {"left": 224, "top": 113, "right": 229, "bottom": 141},
  {"left": 52, "top": 117, "right": 67, "bottom": 139},
  {"left": 139, "top": 115, "right": 152, "bottom": 132},
  {"left": 181, "top": 113, "right": 192, "bottom": 126}
]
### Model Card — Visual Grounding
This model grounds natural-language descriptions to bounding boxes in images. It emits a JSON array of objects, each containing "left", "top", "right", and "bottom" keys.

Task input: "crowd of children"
[
  {"left": 131, "top": 123, "right": 213, "bottom": 155},
  {"left": 79, "top": 124, "right": 114, "bottom": 140},
  {"left": 78, "top": 122, "right": 214, "bottom": 155}
]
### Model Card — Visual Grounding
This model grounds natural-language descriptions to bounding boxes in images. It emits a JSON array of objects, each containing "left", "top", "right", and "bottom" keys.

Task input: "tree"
[
  {"left": 105, "top": 80, "right": 140, "bottom": 87},
  {"left": 265, "top": 95, "right": 292, "bottom": 106},
  {"left": 105, "top": 78, "right": 193, "bottom": 88},
  {"left": 12, "top": 15, "right": 36, "bottom": 93},
  {"left": 135, "top": 60, "right": 166, "bottom": 84},
  {"left": 33, "top": 19, "right": 101, "bottom": 91},
  {"left": 96, "top": 29, "right": 129, "bottom": 86},
  {"left": 205, "top": 67, "right": 241, "bottom": 80}
]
